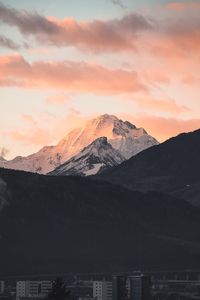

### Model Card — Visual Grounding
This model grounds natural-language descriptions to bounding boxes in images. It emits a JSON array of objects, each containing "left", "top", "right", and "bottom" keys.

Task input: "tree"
[{"left": 47, "top": 278, "right": 72, "bottom": 300}]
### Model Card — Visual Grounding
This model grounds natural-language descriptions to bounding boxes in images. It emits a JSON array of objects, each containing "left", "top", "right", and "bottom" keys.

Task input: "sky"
[{"left": 0, "top": 0, "right": 200, "bottom": 159}]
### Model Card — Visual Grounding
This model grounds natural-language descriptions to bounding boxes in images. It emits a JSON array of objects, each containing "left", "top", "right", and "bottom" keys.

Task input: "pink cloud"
[
  {"left": 7, "top": 110, "right": 88, "bottom": 148},
  {"left": 139, "top": 70, "right": 170, "bottom": 85},
  {"left": 130, "top": 96, "right": 190, "bottom": 114},
  {"left": 121, "top": 113, "right": 200, "bottom": 142},
  {"left": 182, "top": 75, "right": 200, "bottom": 86},
  {"left": 0, "top": 1, "right": 199, "bottom": 64},
  {"left": 0, "top": 54, "right": 147, "bottom": 94},
  {"left": 9, "top": 128, "right": 52, "bottom": 146},
  {"left": 21, "top": 114, "right": 37, "bottom": 124},
  {"left": 0, "top": 2, "right": 152, "bottom": 52},
  {"left": 166, "top": 2, "right": 200, "bottom": 11}
]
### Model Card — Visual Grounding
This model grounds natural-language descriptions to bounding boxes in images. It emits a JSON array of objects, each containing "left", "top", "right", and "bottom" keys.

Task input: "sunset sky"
[{"left": 0, "top": 0, "right": 200, "bottom": 159}]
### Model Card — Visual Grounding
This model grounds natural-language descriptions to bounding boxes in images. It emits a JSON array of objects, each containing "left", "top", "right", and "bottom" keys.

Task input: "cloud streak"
[
  {"left": 0, "top": 2, "right": 152, "bottom": 52},
  {"left": 132, "top": 97, "right": 190, "bottom": 115},
  {"left": 0, "top": 2, "right": 58, "bottom": 35},
  {"left": 0, "top": 1, "right": 200, "bottom": 58},
  {"left": 111, "top": 0, "right": 126, "bottom": 9},
  {"left": 0, "top": 35, "right": 20, "bottom": 49},
  {"left": 0, "top": 54, "right": 147, "bottom": 94},
  {"left": 166, "top": 2, "right": 200, "bottom": 11},
  {"left": 121, "top": 113, "right": 200, "bottom": 142},
  {"left": 7, "top": 110, "right": 88, "bottom": 148}
]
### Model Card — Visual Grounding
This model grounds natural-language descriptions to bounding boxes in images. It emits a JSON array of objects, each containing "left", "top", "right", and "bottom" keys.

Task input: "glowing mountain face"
[
  {"left": 50, "top": 137, "right": 125, "bottom": 176},
  {"left": 0, "top": 114, "right": 158, "bottom": 174}
]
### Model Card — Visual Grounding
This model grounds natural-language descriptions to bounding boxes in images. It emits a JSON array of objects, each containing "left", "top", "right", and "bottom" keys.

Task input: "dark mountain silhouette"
[
  {"left": 1, "top": 167, "right": 200, "bottom": 276},
  {"left": 100, "top": 129, "right": 200, "bottom": 206}
]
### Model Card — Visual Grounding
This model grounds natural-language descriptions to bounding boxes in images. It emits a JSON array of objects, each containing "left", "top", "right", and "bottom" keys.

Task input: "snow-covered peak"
[
  {"left": 74, "top": 136, "right": 124, "bottom": 163},
  {"left": 86, "top": 114, "right": 118, "bottom": 129},
  {"left": 50, "top": 137, "right": 125, "bottom": 176},
  {"left": 0, "top": 114, "right": 159, "bottom": 174}
]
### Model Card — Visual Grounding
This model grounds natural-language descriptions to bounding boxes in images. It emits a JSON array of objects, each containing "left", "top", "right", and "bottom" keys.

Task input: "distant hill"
[
  {"left": 100, "top": 129, "right": 200, "bottom": 207},
  {"left": 1, "top": 168, "right": 200, "bottom": 276}
]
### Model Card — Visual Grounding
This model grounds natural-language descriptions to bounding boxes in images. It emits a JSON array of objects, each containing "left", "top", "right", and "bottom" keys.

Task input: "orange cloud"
[
  {"left": 9, "top": 128, "right": 53, "bottom": 146},
  {"left": 166, "top": 2, "right": 200, "bottom": 11},
  {"left": 22, "top": 114, "right": 37, "bottom": 124},
  {"left": 7, "top": 110, "right": 88, "bottom": 148},
  {"left": 132, "top": 97, "right": 189, "bottom": 114},
  {"left": 121, "top": 113, "right": 200, "bottom": 142},
  {"left": 0, "top": 54, "right": 147, "bottom": 94},
  {"left": 182, "top": 75, "right": 200, "bottom": 86},
  {"left": 139, "top": 70, "right": 170, "bottom": 85}
]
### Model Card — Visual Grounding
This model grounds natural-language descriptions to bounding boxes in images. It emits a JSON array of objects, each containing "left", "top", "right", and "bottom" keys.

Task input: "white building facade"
[
  {"left": 16, "top": 280, "right": 52, "bottom": 299},
  {"left": 93, "top": 281, "right": 112, "bottom": 300}
]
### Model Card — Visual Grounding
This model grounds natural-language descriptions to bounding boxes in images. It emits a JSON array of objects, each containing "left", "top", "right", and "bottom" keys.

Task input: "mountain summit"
[{"left": 0, "top": 114, "right": 158, "bottom": 174}]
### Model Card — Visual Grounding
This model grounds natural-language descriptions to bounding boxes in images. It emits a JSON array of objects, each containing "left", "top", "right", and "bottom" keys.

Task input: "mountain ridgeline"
[
  {"left": 0, "top": 114, "right": 158, "bottom": 175},
  {"left": 1, "top": 167, "right": 200, "bottom": 276},
  {"left": 0, "top": 115, "right": 200, "bottom": 276},
  {"left": 50, "top": 137, "right": 125, "bottom": 176},
  {"left": 99, "top": 129, "right": 200, "bottom": 207}
]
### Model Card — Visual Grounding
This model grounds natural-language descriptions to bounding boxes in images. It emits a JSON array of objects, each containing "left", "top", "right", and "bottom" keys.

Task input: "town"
[{"left": 1, "top": 270, "right": 200, "bottom": 300}]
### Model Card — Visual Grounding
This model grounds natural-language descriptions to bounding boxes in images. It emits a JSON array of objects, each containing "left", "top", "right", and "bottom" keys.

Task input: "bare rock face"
[{"left": 50, "top": 137, "right": 125, "bottom": 176}]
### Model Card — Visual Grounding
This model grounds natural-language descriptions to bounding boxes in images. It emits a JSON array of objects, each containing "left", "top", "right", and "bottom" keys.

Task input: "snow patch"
[
  {"left": 83, "top": 163, "right": 104, "bottom": 176},
  {"left": 0, "top": 114, "right": 159, "bottom": 174}
]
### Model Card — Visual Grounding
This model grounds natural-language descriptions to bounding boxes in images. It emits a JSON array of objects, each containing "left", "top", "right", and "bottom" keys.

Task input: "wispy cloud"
[
  {"left": 0, "top": 2, "right": 57, "bottom": 35},
  {"left": 0, "top": 1, "right": 199, "bottom": 60},
  {"left": 0, "top": 2, "right": 152, "bottom": 52},
  {"left": 121, "top": 113, "right": 200, "bottom": 142},
  {"left": 7, "top": 110, "right": 88, "bottom": 148},
  {"left": 0, "top": 35, "right": 20, "bottom": 49},
  {"left": 111, "top": 0, "right": 126, "bottom": 9},
  {"left": 0, "top": 54, "right": 147, "bottom": 94},
  {"left": 133, "top": 97, "right": 190, "bottom": 115},
  {"left": 166, "top": 1, "right": 200, "bottom": 11}
]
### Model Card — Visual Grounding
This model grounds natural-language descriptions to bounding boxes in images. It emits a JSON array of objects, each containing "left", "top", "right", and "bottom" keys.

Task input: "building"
[
  {"left": 67, "top": 280, "right": 93, "bottom": 300},
  {"left": 79, "top": 297, "right": 97, "bottom": 300},
  {"left": 16, "top": 280, "right": 52, "bottom": 299},
  {"left": 112, "top": 276, "right": 129, "bottom": 300},
  {"left": 93, "top": 281, "right": 112, "bottom": 300},
  {"left": 129, "top": 275, "right": 151, "bottom": 300}
]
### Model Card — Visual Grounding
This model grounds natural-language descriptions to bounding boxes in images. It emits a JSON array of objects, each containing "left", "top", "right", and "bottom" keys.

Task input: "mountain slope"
[
  {"left": 0, "top": 114, "right": 158, "bottom": 174},
  {"left": 50, "top": 137, "right": 125, "bottom": 176},
  {"left": 1, "top": 168, "right": 200, "bottom": 276},
  {"left": 100, "top": 129, "right": 200, "bottom": 206}
]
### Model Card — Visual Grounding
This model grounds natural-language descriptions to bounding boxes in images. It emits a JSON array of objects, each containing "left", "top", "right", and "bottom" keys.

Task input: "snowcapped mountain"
[
  {"left": 0, "top": 114, "right": 158, "bottom": 174},
  {"left": 50, "top": 137, "right": 125, "bottom": 176}
]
